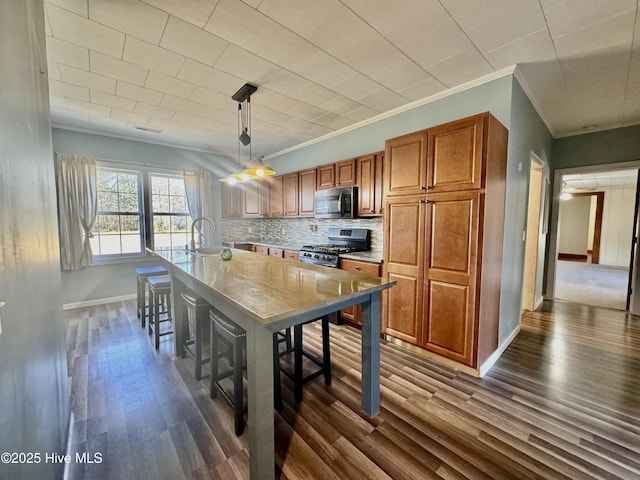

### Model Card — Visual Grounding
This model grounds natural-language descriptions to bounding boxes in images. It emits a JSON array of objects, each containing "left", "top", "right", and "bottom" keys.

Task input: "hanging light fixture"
[
  {"left": 219, "top": 83, "right": 271, "bottom": 183},
  {"left": 243, "top": 156, "right": 276, "bottom": 177}
]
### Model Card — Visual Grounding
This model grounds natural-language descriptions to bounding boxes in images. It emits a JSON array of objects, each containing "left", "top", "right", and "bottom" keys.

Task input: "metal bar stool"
[
  {"left": 136, "top": 265, "right": 167, "bottom": 328},
  {"left": 281, "top": 316, "right": 331, "bottom": 403},
  {"left": 147, "top": 275, "right": 173, "bottom": 350},
  {"left": 181, "top": 290, "right": 211, "bottom": 380}
]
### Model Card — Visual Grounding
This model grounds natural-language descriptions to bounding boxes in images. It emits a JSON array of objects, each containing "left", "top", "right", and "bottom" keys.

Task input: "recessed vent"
[{"left": 133, "top": 125, "right": 162, "bottom": 133}]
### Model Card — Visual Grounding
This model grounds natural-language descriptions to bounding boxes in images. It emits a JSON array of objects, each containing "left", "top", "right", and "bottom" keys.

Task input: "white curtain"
[
  {"left": 184, "top": 171, "right": 216, "bottom": 246},
  {"left": 56, "top": 153, "right": 97, "bottom": 270}
]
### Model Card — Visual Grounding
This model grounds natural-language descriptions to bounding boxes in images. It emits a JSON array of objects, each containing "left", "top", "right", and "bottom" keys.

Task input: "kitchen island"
[{"left": 148, "top": 247, "right": 395, "bottom": 480}]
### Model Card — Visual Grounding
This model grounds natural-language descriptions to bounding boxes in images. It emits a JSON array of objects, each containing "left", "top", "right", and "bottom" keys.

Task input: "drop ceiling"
[
  {"left": 563, "top": 168, "right": 639, "bottom": 191},
  {"left": 44, "top": 0, "right": 640, "bottom": 161}
]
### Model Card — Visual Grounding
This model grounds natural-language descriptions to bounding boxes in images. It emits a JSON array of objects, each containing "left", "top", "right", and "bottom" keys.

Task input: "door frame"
[{"left": 545, "top": 160, "right": 640, "bottom": 305}]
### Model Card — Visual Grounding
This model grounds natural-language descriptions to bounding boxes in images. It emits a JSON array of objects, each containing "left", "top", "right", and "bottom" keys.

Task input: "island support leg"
[
  {"left": 360, "top": 292, "right": 381, "bottom": 416},
  {"left": 169, "top": 270, "right": 188, "bottom": 358},
  {"left": 245, "top": 321, "right": 276, "bottom": 479}
]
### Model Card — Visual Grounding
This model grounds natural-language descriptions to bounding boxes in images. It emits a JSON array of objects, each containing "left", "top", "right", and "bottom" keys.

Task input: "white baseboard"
[
  {"left": 478, "top": 325, "right": 521, "bottom": 377},
  {"left": 534, "top": 295, "right": 544, "bottom": 310},
  {"left": 63, "top": 293, "right": 136, "bottom": 311}
]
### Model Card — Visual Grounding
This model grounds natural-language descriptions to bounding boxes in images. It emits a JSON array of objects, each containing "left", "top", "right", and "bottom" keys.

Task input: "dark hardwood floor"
[{"left": 64, "top": 299, "right": 640, "bottom": 479}]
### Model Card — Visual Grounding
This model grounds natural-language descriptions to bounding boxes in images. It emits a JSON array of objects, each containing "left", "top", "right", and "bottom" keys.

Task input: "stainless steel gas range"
[{"left": 299, "top": 227, "right": 370, "bottom": 268}]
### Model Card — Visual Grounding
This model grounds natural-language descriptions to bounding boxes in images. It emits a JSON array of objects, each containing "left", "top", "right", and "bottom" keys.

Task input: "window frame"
[{"left": 147, "top": 172, "right": 193, "bottom": 252}]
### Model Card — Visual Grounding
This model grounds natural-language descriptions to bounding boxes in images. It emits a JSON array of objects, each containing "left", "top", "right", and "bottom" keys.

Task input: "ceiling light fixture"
[
  {"left": 243, "top": 156, "right": 276, "bottom": 177},
  {"left": 560, "top": 181, "right": 572, "bottom": 201}
]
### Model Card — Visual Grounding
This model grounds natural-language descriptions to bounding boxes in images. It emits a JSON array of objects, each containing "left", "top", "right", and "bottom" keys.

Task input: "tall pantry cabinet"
[{"left": 382, "top": 112, "right": 508, "bottom": 369}]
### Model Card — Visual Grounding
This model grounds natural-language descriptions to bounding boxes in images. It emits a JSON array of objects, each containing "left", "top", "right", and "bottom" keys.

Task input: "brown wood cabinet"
[
  {"left": 220, "top": 182, "right": 243, "bottom": 218},
  {"left": 383, "top": 112, "right": 508, "bottom": 369},
  {"left": 298, "top": 168, "right": 316, "bottom": 217},
  {"left": 268, "top": 175, "right": 283, "bottom": 217},
  {"left": 242, "top": 180, "right": 263, "bottom": 217},
  {"left": 283, "top": 173, "right": 299, "bottom": 216},
  {"left": 284, "top": 250, "right": 299, "bottom": 261},
  {"left": 339, "top": 258, "right": 381, "bottom": 326},
  {"left": 317, "top": 164, "right": 335, "bottom": 190},
  {"left": 357, "top": 152, "right": 384, "bottom": 217},
  {"left": 336, "top": 159, "right": 356, "bottom": 186},
  {"left": 268, "top": 247, "right": 284, "bottom": 258},
  {"left": 254, "top": 245, "right": 269, "bottom": 255}
]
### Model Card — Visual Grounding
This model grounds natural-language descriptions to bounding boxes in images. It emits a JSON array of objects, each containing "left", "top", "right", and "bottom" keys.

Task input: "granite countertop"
[
  {"left": 150, "top": 247, "right": 393, "bottom": 324},
  {"left": 340, "top": 250, "right": 384, "bottom": 263}
]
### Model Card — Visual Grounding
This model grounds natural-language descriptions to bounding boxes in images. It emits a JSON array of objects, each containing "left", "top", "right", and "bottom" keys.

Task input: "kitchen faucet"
[{"left": 190, "top": 217, "right": 216, "bottom": 251}]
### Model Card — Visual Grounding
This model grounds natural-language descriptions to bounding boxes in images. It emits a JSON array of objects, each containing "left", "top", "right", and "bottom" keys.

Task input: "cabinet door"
[
  {"left": 268, "top": 247, "right": 283, "bottom": 258},
  {"left": 383, "top": 195, "right": 426, "bottom": 345},
  {"left": 283, "top": 173, "right": 299, "bottom": 216},
  {"left": 373, "top": 152, "right": 384, "bottom": 215},
  {"left": 317, "top": 164, "right": 335, "bottom": 189},
  {"left": 269, "top": 176, "right": 283, "bottom": 217},
  {"left": 298, "top": 168, "right": 316, "bottom": 217},
  {"left": 255, "top": 245, "right": 269, "bottom": 255},
  {"left": 339, "top": 259, "right": 381, "bottom": 325},
  {"left": 336, "top": 159, "right": 356, "bottom": 186},
  {"left": 242, "top": 181, "right": 262, "bottom": 217},
  {"left": 427, "top": 114, "right": 484, "bottom": 192},
  {"left": 357, "top": 154, "right": 375, "bottom": 216},
  {"left": 384, "top": 130, "right": 428, "bottom": 197},
  {"left": 423, "top": 191, "right": 480, "bottom": 366},
  {"left": 284, "top": 250, "right": 299, "bottom": 261},
  {"left": 220, "top": 182, "right": 242, "bottom": 218}
]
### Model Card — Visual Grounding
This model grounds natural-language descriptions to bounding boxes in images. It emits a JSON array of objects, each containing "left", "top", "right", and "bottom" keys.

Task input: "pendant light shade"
[{"left": 243, "top": 156, "right": 275, "bottom": 177}]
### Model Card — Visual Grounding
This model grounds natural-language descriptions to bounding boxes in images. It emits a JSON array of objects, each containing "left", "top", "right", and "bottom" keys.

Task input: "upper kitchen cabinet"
[
  {"left": 283, "top": 172, "right": 299, "bottom": 216},
  {"left": 317, "top": 158, "right": 356, "bottom": 190},
  {"left": 384, "top": 130, "right": 428, "bottom": 197},
  {"left": 242, "top": 180, "right": 264, "bottom": 217},
  {"left": 268, "top": 175, "right": 284, "bottom": 218},
  {"left": 385, "top": 112, "right": 502, "bottom": 197},
  {"left": 221, "top": 182, "right": 243, "bottom": 218},
  {"left": 357, "top": 151, "right": 384, "bottom": 217},
  {"left": 298, "top": 168, "right": 316, "bottom": 217}
]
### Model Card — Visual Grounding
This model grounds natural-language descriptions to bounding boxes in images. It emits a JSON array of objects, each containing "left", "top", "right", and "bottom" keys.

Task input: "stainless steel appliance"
[
  {"left": 299, "top": 227, "right": 370, "bottom": 268},
  {"left": 314, "top": 186, "right": 358, "bottom": 219}
]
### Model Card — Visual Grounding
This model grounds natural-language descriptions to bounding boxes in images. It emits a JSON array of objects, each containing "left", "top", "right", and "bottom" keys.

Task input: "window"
[
  {"left": 150, "top": 174, "right": 192, "bottom": 250},
  {"left": 91, "top": 165, "right": 191, "bottom": 260},
  {"left": 92, "top": 167, "right": 143, "bottom": 257}
]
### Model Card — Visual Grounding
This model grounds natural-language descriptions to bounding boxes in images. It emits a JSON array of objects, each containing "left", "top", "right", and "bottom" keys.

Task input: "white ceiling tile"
[
  {"left": 46, "top": 0, "right": 87, "bottom": 16},
  {"left": 49, "top": 79, "right": 90, "bottom": 101},
  {"left": 401, "top": 17, "right": 472, "bottom": 69},
  {"left": 339, "top": 0, "right": 451, "bottom": 51},
  {"left": 198, "top": 105, "right": 236, "bottom": 124},
  {"left": 189, "top": 87, "right": 235, "bottom": 111},
  {"left": 144, "top": 71, "right": 196, "bottom": 98},
  {"left": 311, "top": 112, "right": 353, "bottom": 130},
  {"left": 446, "top": 64, "right": 496, "bottom": 88},
  {"left": 347, "top": 37, "right": 408, "bottom": 79},
  {"left": 177, "top": 60, "right": 237, "bottom": 92},
  {"left": 46, "top": 3, "right": 124, "bottom": 57},
  {"left": 46, "top": 36, "right": 89, "bottom": 70},
  {"left": 90, "top": 90, "right": 136, "bottom": 111},
  {"left": 561, "top": 46, "right": 631, "bottom": 96},
  {"left": 398, "top": 77, "right": 447, "bottom": 101},
  {"left": 466, "top": 0, "right": 547, "bottom": 53},
  {"left": 59, "top": 64, "right": 117, "bottom": 93},
  {"left": 331, "top": 73, "right": 381, "bottom": 101},
  {"left": 110, "top": 108, "right": 150, "bottom": 125},
  {"left": 90, "top": 51, "right": 148, "bottom": 86},
  {"left": 554, "top": 11, "right": 635, "bottom": 59},
  {"left": 116, "top": 81, "right": 164, "bottom": 104},
  {"left": 160, "top": 95, "right": 206, "bottom": 116},
  {"left": 298, "top": 53, "right": 355, "bottom": 89},
  {"left": 213, "top": 44, "right": 274, "bottom": 83},
  {"left": 161, "top": 15, "right": 227, "bottom": 66},
  {"left": 544, "top": 0, "right": 637, "bottom": 38},
  {"left": 291, "top": 82, "right": 338, "bottom": 107},
  {"left": 358, "top": 87, "right": 407, "bottom": 112},
  {"left": 146, "top": 117, "right": 188, "bottom": 131},
  {"left": 427, "top": 48, "right": 492, "bottom": 86},
  {"left": 140, "top": 0, "right": 218, "bottom": 28},
  {"left": 287, "top": 103, "right": 326, "bottom": 122},
  {"left": 134, "top": 102, "right": 176, "bottom": 120},
  {"left": 440, "top": 0, "right": 519, "bottom": 30},
  {"left": 251, "top": 105, "right": 295, "bottom": 125},
  {"left": 318, "top": 96, "right": 363, "bottom": 116},
  {"left": 50, "top": 95, "right": 67, "bottom": 107},
  {"left": 89, "top": 0, "right": 168, "bottom": 45},
  {"left": 374, "top": 62, "right": 433, "bottom": 92},
  {"left": 66, "top": 98, "right": 111, "bottom": 117},
  {"left": 255, "top": 90, "right": 301, "bottom": 113},
  {"left": 484, "top": 28, "right": 556, "bottom": 70},
  {"left": 258, "top": 66, "right": 310, "bottom": 99},
  {"left": 172, "top": 111, "right": 231, "bottom": 131},
  {"left": 50, "top": 105, "right": 89, "bottom": 123},
  {"left": 123, "top": 36, "right": 185, "bottom": 76}
]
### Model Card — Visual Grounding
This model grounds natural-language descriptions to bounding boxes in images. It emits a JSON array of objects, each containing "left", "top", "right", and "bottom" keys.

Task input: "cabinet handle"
[
  {"left": 370, "top": 209, "right": 375, "bottom": 213},
  {"left": 420, "top": 199, "right": 432, "bottom": 204},
  {"left": 420, "top": 186, "right": 432, "bottom": 191},
  {"left": 355, "top": 266, "right": 360, "bottom": 271}
]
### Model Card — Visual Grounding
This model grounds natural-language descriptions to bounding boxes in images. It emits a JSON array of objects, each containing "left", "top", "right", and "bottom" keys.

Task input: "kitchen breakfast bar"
[{"left": 149, "top": 247, "right": 395, "bottom": 479}]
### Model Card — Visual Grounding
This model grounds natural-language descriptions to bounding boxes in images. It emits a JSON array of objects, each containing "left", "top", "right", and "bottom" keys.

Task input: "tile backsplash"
[{"left": 220, "top": 217, "right": 383, "bottom": 251}]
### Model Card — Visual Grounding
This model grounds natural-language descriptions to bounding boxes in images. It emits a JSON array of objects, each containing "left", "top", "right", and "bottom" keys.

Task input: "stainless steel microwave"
[{"left": 314, "top": 186, "right": 358, "bottom": 219}]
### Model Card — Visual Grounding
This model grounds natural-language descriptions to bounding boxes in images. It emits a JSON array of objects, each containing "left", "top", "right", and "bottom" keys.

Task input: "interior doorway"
[
  {"left": 554, "top": 168, "right": 638, "bottom": 310},
  {"left": 521, "top": 155, "right": 545, "bottom": 313}
]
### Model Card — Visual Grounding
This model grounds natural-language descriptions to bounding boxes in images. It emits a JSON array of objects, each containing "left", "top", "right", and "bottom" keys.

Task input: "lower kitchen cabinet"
[
  {"left": 268, "top": 247, "right": 284, "bottom": 258},
  {"left": 284, "top": 250, "right": 299, "bottom": 261},
  {"left": 255, "top": 245, "right": 269, "bottom": 255},
  {"left": 339, "top": 258, "right": 381, "bottom": 327}
]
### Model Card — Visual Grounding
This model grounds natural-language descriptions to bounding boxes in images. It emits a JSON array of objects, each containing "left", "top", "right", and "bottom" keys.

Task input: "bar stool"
[
  {"left": 147, "top": 275, "right": 173, "bottom": 350},
  {"left": 209, "top": 308, "right": 246, "bottom": 436},
  {"left": 181, "top": 290, "right": 211, "bottom": 380},
  {"left": 282, "top": 316, "right": 332, "bottom": 403},
  {"left": 136, "top": 265, "right": 167, "bottom": 328}
]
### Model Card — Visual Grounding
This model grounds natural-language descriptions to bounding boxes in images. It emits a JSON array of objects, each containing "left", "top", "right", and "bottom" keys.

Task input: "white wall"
[
  {"left": 558, "top": 196, "right": 591, "bottom": 255},
  {"left": 600, "top": 186, "right": 636, "bottom": 267}
]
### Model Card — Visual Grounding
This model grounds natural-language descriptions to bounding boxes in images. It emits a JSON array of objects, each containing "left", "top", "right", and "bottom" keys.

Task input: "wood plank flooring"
[{"left": 64, "top": 299, "right": 640, "bottom": 479}]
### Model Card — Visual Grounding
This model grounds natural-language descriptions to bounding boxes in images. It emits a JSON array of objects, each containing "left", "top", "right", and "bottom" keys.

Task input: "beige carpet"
[{"left": 555, "top": 260, "right": 629, "bottom": 310}]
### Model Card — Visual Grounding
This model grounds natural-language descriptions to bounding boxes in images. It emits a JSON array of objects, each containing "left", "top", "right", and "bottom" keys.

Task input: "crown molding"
[
  {"left": 512, "top": 66, "right": 557, "bottom": 138},
  {"left": 264, "top": 65, "right": 518, "bottom": 160}
]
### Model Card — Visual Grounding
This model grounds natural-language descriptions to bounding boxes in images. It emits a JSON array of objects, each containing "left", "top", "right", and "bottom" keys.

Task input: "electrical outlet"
[
  {"left": 281, "top": 227, "right": 286, "bottom": 235},
  {"left": 248, "top": 227, "right": 252, "bottom": 233}
]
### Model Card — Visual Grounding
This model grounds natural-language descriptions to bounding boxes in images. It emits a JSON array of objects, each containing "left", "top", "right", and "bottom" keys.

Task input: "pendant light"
[{"left": 219, "top": 82, "right": 275, "bottom": 183}]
